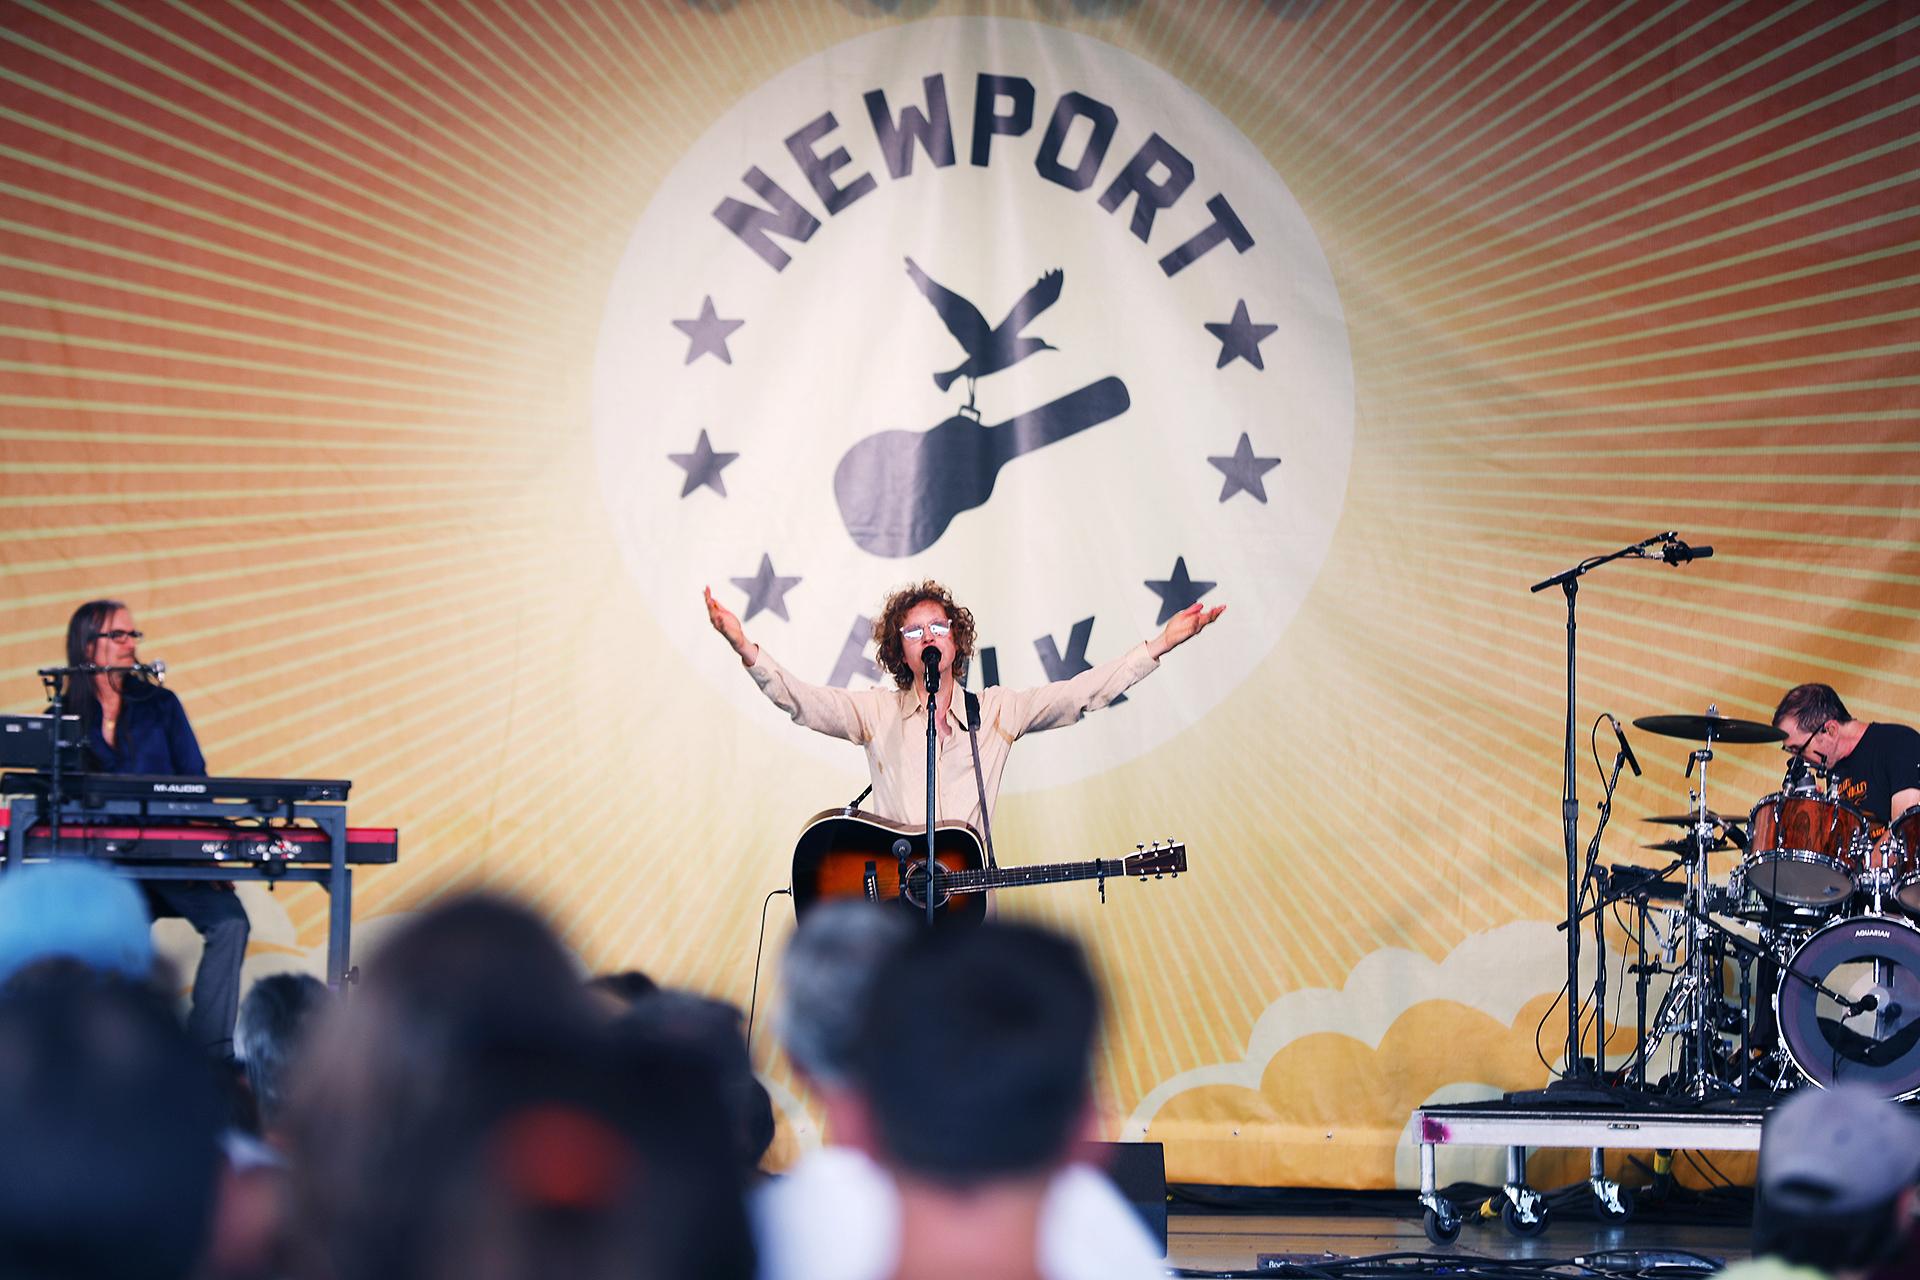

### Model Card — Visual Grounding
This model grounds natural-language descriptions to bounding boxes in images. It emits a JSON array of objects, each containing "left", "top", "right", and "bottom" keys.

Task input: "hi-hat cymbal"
[
  {"left": 1632, "top": 713, "right": 1786, "bottom": 744},
  {"left": 1642, "top": 812, "right": 1744, "bottom": 828}
]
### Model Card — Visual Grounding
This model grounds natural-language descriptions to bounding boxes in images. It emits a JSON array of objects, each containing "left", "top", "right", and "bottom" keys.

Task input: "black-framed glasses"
[
  {"left": 1781, "top": 721, "right": 1836, "bottom": 755},
  {"left": 95, "top": 629, "right": 144, "bottom": 643},
  {"left": 899, "top": 622, "right": 951, "bottom": 642}
]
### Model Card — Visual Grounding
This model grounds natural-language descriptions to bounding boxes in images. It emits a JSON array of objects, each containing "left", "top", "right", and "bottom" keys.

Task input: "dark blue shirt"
[{"left": 84, "top": 682, "right": 206, "bottom": 777}]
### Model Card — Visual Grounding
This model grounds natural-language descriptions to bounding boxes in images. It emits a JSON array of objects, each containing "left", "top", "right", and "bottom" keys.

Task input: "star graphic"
[
  {"left": 1143, "top": 556, "right": 1217, "bottom": 626},
  {"left": 1206, "top": 432, "right": 1281, "bottom": 503},
  {"left": 731, "top": 553, "right": 801, "bottom": 622},
  {"left": 1203, "top": 300, "right": 1278, "bottom": 370},
  {"left": 672, "top": 297, "right": 745, "bottom": 365},
  {"left": 667, "top": 429, "right": 738, "bottom": 498}
]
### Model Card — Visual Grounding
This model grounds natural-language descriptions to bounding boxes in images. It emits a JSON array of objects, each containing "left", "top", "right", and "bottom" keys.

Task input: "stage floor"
[{"left": 1167, "top": 1209, "right": 1752, "bottom": 1272}]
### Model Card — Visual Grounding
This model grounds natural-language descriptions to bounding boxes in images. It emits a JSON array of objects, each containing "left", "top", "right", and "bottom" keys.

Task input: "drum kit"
[{"left": 1614, "top": 710, "right": 1920, "bottom": 1101}]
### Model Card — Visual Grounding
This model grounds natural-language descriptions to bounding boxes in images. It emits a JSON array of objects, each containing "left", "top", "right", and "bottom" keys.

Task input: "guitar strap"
[{"left": 963, "top": 689, "right": 998, "bottom": 871}]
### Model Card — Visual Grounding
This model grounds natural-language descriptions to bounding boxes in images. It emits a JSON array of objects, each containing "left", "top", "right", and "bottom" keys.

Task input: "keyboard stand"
[{"left": 3, "top": 792, "right": 357, "bottom": 990}]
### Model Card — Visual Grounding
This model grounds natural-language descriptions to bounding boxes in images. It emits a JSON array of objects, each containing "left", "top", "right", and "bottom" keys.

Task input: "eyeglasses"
[
  {"left": 1780, "top": 723, "right": 1833, "bottom": 755},
  {"left": 95, "top": 629, "right": 144, "bottom": 643},
  {"left": 899, "top": 622, "right": 951, "bottom": 642}
]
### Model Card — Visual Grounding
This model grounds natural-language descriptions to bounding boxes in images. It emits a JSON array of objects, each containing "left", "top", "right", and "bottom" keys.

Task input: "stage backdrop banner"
[{"left": 2, "top": 0, "right": 1915, "bottom": 1188}]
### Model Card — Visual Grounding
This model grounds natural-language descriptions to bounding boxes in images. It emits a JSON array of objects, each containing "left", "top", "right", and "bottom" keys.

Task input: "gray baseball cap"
[{"left": 1760, "top": 1084, "right": 1920, "bottom": 1216}]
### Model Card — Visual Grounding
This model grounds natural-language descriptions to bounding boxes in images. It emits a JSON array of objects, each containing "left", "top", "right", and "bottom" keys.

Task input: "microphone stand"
[
  {"left": 34, "top": 667, "right": 75, "bottom": 860},
  {"left": 921, "top": 647, "right": 941, "bottom": 927},
  {"left": 1529, "top": 533, "right": 1670, "bottom": 1094},
  {"left": 27, "top": 661, "right": 159, "bottom": 863}
]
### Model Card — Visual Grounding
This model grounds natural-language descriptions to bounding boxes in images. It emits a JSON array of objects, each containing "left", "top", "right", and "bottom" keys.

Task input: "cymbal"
[
  {"left": 1632, "top": 713, "right": 1786, "bottom": 745},
  {"left": 1643, "top": 836, "right": 1732, "bottom": 855},
  {"left": 1642, "top": 812, "right": 1744, "bottom": 828}
]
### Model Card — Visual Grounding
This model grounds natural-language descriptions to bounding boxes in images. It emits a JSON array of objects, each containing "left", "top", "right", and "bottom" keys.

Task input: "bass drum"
[{"left": 1777, "top": 913, "right": 1920, "bottom": 1099}]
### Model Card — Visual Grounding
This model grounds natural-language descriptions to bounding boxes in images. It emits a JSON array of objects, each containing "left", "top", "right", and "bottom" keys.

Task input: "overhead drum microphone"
[{"left": 1607, "top": 713, "right": 1642, "bottom": 777}]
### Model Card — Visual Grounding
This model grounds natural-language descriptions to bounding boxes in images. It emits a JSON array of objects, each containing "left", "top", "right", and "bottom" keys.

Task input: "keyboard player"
[{"left": 55, "top": 599, "right": 248, "bottom": 1058}]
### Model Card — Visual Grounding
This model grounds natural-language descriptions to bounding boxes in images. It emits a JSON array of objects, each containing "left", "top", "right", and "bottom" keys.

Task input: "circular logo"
[{"left": 592, "top": 18, "right": 1353, "bottom": 790}]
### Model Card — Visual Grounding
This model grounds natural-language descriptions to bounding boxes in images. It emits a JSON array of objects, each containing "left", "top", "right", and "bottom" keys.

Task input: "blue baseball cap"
[{"left": 0, "top": 861, "right": 153, "bottom": 985}]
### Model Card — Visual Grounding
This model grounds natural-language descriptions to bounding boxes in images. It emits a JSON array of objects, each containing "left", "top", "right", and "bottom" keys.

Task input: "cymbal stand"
[
  {"left": 1677, "top": 716, "right": 1736, "bottom": 1096},
  {"left": 1627, "top": 893, "right": 1661, "bottom": 1089}
]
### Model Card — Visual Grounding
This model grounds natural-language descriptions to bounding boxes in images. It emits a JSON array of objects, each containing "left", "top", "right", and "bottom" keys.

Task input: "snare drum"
[
  {"left": 1744, "top": 791, "right": 1869, "bottom": 907},
  {"left": 1890, "top": 806, "right": 1920, "bottom": 915}
]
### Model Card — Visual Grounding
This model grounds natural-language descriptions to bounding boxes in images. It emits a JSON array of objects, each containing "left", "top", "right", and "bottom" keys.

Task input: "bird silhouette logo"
[
  {"left": 904, "top": 257, "right": 1063, "bottom": 416},
  {"left": 829, "top": 256, "right": 1130, "bottom": 558}
]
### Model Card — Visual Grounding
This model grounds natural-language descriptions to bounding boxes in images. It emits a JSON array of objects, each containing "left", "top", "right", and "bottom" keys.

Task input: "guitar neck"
[{"left": 941, "top": 858, "right": 1126, "bottom": 894}]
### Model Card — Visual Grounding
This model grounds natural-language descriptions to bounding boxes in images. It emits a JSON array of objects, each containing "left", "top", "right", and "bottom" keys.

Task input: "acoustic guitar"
[{"left": 790, "top": 807, "right": 1187, "bottom": 927}]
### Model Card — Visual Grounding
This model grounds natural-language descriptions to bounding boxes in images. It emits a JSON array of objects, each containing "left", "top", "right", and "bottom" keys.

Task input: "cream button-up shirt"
[{"left": 746, "top": 642, "right": 1160, "bottom": 834}]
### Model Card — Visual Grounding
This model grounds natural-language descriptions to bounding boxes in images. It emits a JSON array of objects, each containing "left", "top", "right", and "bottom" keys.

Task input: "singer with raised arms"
[
  {"left": 703, "top": 580, "right": 1224, "bottom": 835},
  {"left": 51, "top": 599, "right": 248, "bottom": 1057}
]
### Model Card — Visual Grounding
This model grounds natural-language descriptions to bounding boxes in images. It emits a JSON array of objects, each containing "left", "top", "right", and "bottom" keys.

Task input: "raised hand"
[
  {"left": 704, "top": 586, "right": 758, "bottom": 666},
  {"left": 1148, "top": 601, "right": 1226, "bottom": 659}
]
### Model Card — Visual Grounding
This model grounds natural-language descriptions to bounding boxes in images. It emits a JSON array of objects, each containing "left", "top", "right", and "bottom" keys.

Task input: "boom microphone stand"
[{"left": 1530, "top": 533, "right": 1674, "bottom": 1091}]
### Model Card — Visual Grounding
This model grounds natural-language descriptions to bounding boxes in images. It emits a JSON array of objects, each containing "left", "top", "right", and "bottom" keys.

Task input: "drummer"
[{"left": 1771, "top": 683, "right": 1920, "bottom": 829}]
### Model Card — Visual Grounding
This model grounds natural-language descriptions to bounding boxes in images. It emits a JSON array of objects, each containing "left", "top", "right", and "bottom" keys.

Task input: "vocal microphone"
[
  {"left": 138, "top": 659, "right": 167, "bottom": 685},
  {"left": 1606, "top": 714, "right": 1642, "bottom": 777},
  {"left": 921, "top": 645, "right": 941, "bottom": 694}
]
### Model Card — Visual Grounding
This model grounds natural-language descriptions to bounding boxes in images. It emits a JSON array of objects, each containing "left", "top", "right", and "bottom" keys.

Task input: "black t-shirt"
[{"left": 1828, "top": 721, "right": 1920, "bottom": 827}]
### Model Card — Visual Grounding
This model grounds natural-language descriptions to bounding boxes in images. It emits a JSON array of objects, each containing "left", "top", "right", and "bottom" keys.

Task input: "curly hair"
[{"left": 871, "top": 581, "right": 976, "bottom": 690}]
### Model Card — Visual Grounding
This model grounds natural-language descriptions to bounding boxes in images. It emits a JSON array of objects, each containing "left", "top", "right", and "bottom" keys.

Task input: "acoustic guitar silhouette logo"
[
  {"left": 591, "top": 18, "right": 1355, "bottom": 790},
  {"left": 836, "top": 259, "right": 1129, "bottom": 558}
]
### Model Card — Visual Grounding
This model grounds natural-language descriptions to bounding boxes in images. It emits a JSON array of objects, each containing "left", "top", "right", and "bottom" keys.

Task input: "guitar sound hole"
[{"left": 899, "top": 859, "right": 948, "bottom": 911}]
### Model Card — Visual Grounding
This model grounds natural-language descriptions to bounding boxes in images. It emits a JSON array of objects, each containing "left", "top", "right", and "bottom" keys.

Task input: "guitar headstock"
[{"left": 1123, "top": 841, "right": 1186, "bottom": 878}]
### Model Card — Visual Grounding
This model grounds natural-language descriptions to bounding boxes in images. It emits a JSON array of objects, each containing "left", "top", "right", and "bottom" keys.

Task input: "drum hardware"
[
  {"left": 1641, "top": 811, "right": 1743, "bottom": 827},
  {"left": 1622, "top": 706, "right": 1791, "bottom": 1098},
  {"left": 1608, "top": 860, "right": 1685, "bottom": 901},
  {"left": 1578, "top": 864, "right": 1681, "bottom": 1090},
  {"left": 1599, "top": 725, "right": 1920, "bottom": 1101},
  {"left": 1782, "top": 753, "right": 1831, "bottom": 795}
]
